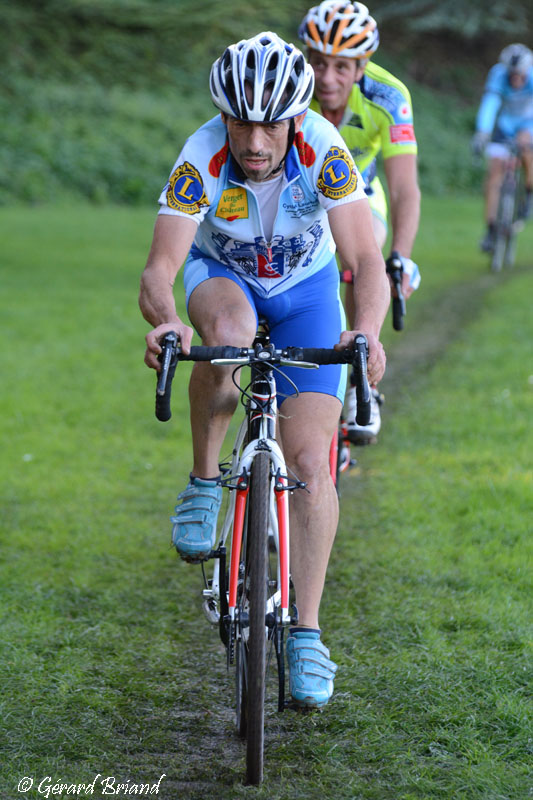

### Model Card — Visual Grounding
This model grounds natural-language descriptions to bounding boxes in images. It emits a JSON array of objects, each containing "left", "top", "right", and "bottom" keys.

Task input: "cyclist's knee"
[
  {"left": 189, "top": 278, "right": 256, "bottom": 345},
  {"left": 516, "top": 130, "right": 533, "bottom": 149},
  {"left": 488, "top": 158, "right": 505, "bottom": 179},
  {"left": 285, "top": 443, "right": 332, "bottom": 492},
  {"left": 202, "top": 314, "right": 256, "bottom": 347}
]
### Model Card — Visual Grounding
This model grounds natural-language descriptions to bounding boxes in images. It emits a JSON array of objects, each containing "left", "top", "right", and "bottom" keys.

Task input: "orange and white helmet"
[{"left": 298, "top": 1, "right": 379, "bottom": 60}]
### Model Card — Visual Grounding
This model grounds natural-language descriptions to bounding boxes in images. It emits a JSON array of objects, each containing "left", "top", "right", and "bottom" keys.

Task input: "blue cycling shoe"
[
  {"left": 286, "top": 630, "right": 338, "bottom": 708},
  {"left": 171, "top": 477, "right": 222, "bottom": 562}
]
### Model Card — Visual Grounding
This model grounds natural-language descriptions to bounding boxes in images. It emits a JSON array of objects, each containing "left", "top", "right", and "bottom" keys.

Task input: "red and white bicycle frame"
[{"left": 202, "top": 377, "right": 292, "bottom": 628}]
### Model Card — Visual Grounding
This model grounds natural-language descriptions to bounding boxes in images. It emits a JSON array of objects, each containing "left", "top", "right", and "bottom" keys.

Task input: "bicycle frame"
[{"left": 202, "top": 336, "right": 292, "bottom": 641}]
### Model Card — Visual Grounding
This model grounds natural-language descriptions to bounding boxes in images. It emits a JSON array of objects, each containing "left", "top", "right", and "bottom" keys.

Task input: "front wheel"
[
  {"left": 492, "top": 177, "right": 518, "bottom": 272},
  {"left": 245, "top": 451, "right": 270, "bottom": 785},
  {"left": 234, "top": 452, "right": 270, "bottom": 785}
]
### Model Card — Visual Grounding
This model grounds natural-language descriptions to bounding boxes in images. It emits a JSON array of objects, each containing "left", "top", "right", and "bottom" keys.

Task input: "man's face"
[
  {"left": 224, "top": 116, "right": 291, "bottom": 182},
  {"left": 509, "top": 70, "right": 527, "bottom": 89},
  {"left": 308, "top": 51, "right": 362, "bottom": 112}
]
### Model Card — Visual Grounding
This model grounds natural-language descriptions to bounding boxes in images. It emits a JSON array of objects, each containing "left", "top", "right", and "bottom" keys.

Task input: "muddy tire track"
[{"left": 379, "top": 270, "right": 506, "bottom": 401}]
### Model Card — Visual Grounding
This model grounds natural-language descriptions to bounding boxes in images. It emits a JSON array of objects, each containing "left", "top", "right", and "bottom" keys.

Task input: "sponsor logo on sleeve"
[
  {"left": 317, "top": 146, "right": 358, "bottom": 200},
  {"left": 389, "top": 123, "right": 416, "bottom": 144},
  {"left": 397, "top": 102, "right": 413, "bottom": 121},
  {"left": 166, "top": 162, "right": 209, "bottom": 214},
  {"left": 215, "top": 187, "right": 249, "bottom": 221}
]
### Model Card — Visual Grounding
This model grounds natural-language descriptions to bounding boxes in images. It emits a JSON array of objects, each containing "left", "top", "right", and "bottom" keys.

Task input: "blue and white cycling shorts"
[
  {"left": 488, "top": 116, "right": 533, "bottom": 158},
  {"left": 184, "top": 254, "right": 347, "bottom": 405}
]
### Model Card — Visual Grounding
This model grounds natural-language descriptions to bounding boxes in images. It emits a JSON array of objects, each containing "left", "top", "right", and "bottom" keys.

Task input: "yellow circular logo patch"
[
  {"left": 317, "top": 147, "right": 358, "bottom": 200},
  {"left": 166, "top": 161, "right": 209, "bottom": 214}
]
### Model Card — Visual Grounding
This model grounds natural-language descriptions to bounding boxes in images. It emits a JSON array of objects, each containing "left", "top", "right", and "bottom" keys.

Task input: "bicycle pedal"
[
  {"left": 202, "top": 598, "right": 220, "bottom": 626},
  {"left": 178, "top": 552, "right": 211, "bottom": 564},
  {"left": 284, "top": 699, "right": 321, "bottom": 714}
]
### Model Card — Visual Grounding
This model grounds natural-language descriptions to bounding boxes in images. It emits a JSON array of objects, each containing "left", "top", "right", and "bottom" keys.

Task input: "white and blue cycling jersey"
[
  {"left": 476, "top": 63, "right": 533, "bottom": 141},
  {"left": 157, "top": 109, "right": 366, "bottom": 299}
]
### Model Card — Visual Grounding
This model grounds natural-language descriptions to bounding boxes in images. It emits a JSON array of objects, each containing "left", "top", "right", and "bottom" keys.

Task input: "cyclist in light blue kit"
[
  {"left": 471, "top": 43, "right": 533, "bottom": 252},
  {"left": 139, "top": 33, "right": 389, "bottom": 708}
]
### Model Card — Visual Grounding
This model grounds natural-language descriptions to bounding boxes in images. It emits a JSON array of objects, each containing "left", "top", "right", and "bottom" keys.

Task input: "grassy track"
[{"left": 1, "top": 198, "right": 532, "bottom": 799}]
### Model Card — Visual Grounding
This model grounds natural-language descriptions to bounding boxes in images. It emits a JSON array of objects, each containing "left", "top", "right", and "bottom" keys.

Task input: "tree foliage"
[
  {"left": 377, "top": 0, "right": 532, "bottom": 38},
  {"left": 2, "top": 0, "right": 313, "bottom": 90},
  {"left": 1, "top": 0, "right": 531, "bottom": 205}
]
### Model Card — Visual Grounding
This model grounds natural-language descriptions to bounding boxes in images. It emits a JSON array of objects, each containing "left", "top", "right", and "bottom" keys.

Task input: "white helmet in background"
[
  {"left": 210, "top": 32, "right": 315, "bottom": 122},
  {"left": 299, "top": 1, "right": 379, "bottom": 60},
  {"left": 499, "top": 43, "right": 533, "bottom": 75}
]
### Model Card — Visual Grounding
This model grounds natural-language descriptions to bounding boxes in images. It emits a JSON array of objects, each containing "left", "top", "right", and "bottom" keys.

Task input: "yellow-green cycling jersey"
[{"left": 310, "top": 61, "right": 417, "bottom": 227}]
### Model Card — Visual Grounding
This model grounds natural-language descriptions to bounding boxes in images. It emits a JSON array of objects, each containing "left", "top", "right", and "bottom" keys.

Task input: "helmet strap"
[{"left": 270, "top": 118, "right": 296, "bottom": 177}]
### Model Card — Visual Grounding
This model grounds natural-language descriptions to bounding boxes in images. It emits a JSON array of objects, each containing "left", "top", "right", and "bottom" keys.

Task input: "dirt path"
[{"left": 379, "top": 270, "right": 502, "bottom": 401}]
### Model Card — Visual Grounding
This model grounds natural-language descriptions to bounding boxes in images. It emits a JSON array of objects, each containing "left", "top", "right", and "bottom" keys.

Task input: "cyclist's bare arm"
[
  {"left": 139, "top": 214, "right": 198, "bottom": 367},
  {"left": 328, "top": 200, "right": 389, "bottom": 385},
  {"left": 384, "top": 153, "right": 420, "bottom": 298}
]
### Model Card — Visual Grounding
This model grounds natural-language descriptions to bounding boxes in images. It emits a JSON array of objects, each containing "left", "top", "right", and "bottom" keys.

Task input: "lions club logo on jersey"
[
  {"left": 166, "top": 161, "right": 208, "bottom": 214},
  {"left": 317, "top": 147, "right": 358, "bottom": 200}
]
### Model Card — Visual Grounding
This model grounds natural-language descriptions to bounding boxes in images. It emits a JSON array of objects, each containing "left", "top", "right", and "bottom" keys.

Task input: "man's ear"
[
  {"left": 221, "top": 112, "right": 228, "bottom": 125},
  {"left": 294, "top": 111, "right": 307, "bottom": 133},
  {"left": 355, "top": 59, "right": 368, "bottom": 81}
]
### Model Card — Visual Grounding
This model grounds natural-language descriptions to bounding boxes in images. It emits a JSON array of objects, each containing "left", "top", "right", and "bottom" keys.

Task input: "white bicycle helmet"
[
  {"left": 499, "top": 43, "right": 533, "bottom": 75},
  {"left": 298, "top": 1, "right": 379, "bottom": 59},
  {"left": 210, "top": 32, "right": 315, "bottom": 122}
]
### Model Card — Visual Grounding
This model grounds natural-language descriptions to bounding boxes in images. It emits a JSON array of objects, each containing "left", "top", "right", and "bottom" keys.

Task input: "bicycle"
[
  {"left": 489, "top": 142, "right": 526, "bottom": 272},
  {"left": 154, "top": 326, "right": 370, "bottom": 785}
]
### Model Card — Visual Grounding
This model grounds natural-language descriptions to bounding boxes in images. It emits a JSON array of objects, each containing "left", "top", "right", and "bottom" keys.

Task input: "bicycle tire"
[
  {"left": 504, "top": 178, "right": 524, "bottom": 268},
  {"left": 245, "top": 451, "right": 270, "bottom": 785},
  {"left": 504, "top": 225, "right": 518, "bottom": 268},
  {"left": 491, "top": 230, "right": 506, "bottom": 272},
  {"left": 492, "top": 176, "right": 517, "bottom": 272}
]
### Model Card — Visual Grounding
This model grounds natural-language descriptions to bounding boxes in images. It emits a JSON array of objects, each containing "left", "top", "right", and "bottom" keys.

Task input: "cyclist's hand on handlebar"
[
  {"left": 471, "top": 130, "right": 489, "bottom": 158},
  {"left": 400, "top": 257, "right": 421, "bottom": 299},
  {"left": 144, "top": 320, "right": 193, "bottom": 371},
  {"left": 386, "top": 254, "right": 420, "bottom": 300},
  {"left": 336, "top": 330, "right": 386, "bottom": 386}
]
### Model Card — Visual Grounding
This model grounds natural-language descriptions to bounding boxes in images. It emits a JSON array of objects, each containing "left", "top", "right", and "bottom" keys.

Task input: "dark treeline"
[{"left": 2, "top": 0, "right": 532, "bottom": 204}]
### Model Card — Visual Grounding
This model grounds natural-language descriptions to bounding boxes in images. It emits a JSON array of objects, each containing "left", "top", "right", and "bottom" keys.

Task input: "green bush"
[
  {"left": 2, "top": 0, "right": 523, "bottom": 205},
  {"left": 0, "top": 76, "right": 212, "bottom": 205}
]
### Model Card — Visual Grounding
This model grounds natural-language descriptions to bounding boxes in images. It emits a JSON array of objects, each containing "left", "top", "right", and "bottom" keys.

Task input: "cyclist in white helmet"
[
  {"left": 299, "top": 1, "right": 421, "bottom": 445},
  {"left": 472, "top": 43, "right": 533, "bottom": 252},
  {"left": 139, "top": 32, "right": 390, "bottom": 709}
]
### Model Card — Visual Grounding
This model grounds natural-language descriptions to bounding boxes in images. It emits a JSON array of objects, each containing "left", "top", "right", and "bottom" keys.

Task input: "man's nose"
[
  {"left": 318, "top": 64, "right": 335, "bottom": 86},
  {"left": 247, "top": 124, "right": 268, "bottom": 152}
]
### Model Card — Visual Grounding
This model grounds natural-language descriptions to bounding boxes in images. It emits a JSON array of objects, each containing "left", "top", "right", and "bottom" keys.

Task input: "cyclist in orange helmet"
[{"left": 299, "top": 1, "right": 421, "bottom": 445}]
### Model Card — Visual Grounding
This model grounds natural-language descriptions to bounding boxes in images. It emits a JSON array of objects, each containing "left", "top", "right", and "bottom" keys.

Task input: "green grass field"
[{"left": 1, "top": 198, "right": 532, "bottom": 799}]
